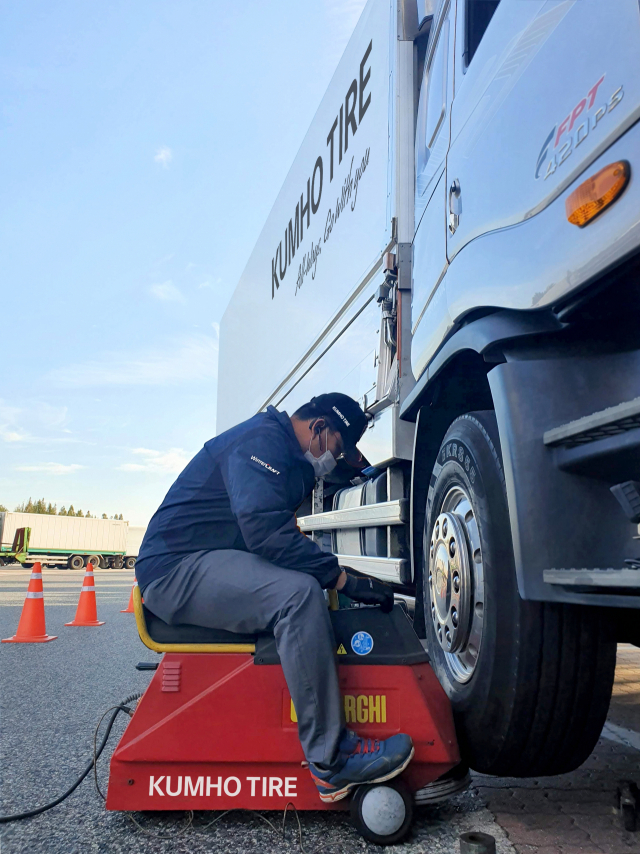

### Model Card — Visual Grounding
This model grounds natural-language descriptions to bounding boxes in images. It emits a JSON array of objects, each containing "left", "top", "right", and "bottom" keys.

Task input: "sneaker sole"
[{"left": 318, "top": 745, "right": 415, "bottom": 803}]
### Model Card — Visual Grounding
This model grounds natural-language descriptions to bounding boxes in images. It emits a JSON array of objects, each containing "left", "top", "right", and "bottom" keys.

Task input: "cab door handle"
[{"left": 449, "top": 179, "right": 461, "bottom": 234}]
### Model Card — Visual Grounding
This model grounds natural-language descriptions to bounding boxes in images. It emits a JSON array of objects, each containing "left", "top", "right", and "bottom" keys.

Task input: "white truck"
[
  {"left": 218, "top": 0, "right": 640, "bottom": 777},
  {"left": 0, "top": 512, "right": 145, "bottom": 570}
]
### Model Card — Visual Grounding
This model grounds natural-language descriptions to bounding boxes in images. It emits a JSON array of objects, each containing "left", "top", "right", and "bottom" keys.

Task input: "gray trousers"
[{"left": 142, "top": 549, "right": 345, "bottom": 767}]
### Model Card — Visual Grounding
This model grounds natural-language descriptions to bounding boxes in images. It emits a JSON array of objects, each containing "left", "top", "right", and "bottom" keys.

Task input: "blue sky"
[{"left": 1, "top": 0, "right": 367, "bottom": 525}]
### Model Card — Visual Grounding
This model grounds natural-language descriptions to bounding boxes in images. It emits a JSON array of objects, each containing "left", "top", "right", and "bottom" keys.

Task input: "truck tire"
[
  {"left": 68, "top": 555, "right": 85, "bottom": 570},
  {"left": 85, "top": 554, "right": 101, "bottom": 570},
  {"left": 422, "top": 411, "right": 616, "bottom": 777},
  {"left": 112, "top": 556, "right": 124, "bottom": 569},
  {"left": 124, "top": 557, "right": 136, "bottom": 570}
]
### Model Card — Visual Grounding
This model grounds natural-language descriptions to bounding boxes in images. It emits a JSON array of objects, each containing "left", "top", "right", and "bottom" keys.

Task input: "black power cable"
[{"left": 0, "top": 692, "right": 143, "bottom": 824}]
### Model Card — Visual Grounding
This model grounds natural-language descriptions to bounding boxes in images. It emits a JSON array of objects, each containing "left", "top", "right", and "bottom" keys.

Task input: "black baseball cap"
[{"left": 308, "top": 393, "right": 368, "bottom": 466}]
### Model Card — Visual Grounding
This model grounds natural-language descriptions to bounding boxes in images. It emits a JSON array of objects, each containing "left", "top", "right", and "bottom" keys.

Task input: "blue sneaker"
[{"left": 309, "top": 731, "right": 414, "bottom": 803}]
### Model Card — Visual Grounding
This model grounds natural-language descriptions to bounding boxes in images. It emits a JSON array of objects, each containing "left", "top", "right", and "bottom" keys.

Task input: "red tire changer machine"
[{"left": 106, "top": 590, "right": 467, "bottom": 844}]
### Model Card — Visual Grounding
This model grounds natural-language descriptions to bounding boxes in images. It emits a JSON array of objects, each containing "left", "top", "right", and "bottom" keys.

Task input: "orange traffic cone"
[
  {"left": 65, "top": 563, "right": 105, "bottom": 627},
  {"left": 120, "top": 580, "right": 137, "bottom": 613},
  {"left": 2, "top": 563, "right": 57, "bottom": 643}
]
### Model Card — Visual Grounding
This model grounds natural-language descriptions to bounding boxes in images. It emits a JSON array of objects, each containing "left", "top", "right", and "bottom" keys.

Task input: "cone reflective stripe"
[
  {"left": 64, "top": 563, "right": 105, "bottom": 627},
  {"left": 120, "top": 580, "right": 137, "bottom": 613},
  {"left": 2, "top": 563, "right": 57, "bottom": 643}
]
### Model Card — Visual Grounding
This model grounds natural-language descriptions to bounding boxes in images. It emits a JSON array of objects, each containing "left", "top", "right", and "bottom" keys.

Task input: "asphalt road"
[{"left": 0, "top": 568, "right": 638, "bottom": 854}]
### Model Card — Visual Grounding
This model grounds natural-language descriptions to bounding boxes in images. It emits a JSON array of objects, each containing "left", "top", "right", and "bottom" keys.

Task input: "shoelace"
[{"left": 354, "top": 738, "right": 381, "bottom": 755}]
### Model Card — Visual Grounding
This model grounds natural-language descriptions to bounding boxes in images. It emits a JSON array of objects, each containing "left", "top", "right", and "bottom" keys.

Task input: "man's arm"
[{"left": 222, "top": 432, "right": 341, "bottom": 588}]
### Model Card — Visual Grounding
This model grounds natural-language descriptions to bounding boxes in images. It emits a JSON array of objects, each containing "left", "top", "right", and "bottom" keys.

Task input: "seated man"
[{"left": 136, "top": 393, "right": 413, "bottom": 802}]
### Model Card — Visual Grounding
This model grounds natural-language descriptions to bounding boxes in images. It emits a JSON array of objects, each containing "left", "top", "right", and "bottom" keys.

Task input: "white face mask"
[{"left": 304, "top": 426, "right": 337, "bottom": 478}]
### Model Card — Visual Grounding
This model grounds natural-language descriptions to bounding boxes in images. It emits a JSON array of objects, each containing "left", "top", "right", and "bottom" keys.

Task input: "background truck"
[
  {"left": 0, "top": 512, "right": 145, "bottom": 570},
  {"left": 218, "top": 0, "right": 640, "bottom": 778}
]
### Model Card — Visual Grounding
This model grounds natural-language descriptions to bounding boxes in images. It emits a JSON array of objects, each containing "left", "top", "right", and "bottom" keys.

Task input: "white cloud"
[
  {"left": 1, "top": 429, "right": 30, "bottom": 443},
  {"left": 117, "top": 447, "right": 190, "bottom": 474},
  {"left": 154, "top": 146, "right": 173, "bottom": 168},
  {"left": 198, "top": 277, "right": 223, "bottom": 290},
  {"left": 15, "top": 463, "right": 84, "bottom": 475},
  {"left": 149, "top": 280, "right": 185, "bottom": 302},
  {"left": 0, "top": 400, "right": 21, "bottom": 424},
  {"left": 36, "top": 403, "right": 68, "bottom": 428},
  {"left": 0, "top": 429, "right": 85, "bottom": 445},
  {"left": 0, "top": 398, "right": 76, "bottom": 444},
  {"left": 48, "top": 334, "right": 218, "bottom": 388}
]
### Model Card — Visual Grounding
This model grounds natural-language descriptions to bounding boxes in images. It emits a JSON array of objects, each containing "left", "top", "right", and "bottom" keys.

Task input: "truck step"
[
  {"left": 298, "top": 499, "right": 407, "bottom": 532},
  {"left": 543, "top": 567, "right": 640, "bottom": 589},
  {"left": 543, "top": 397, "right": 640, "bottom": 449},
  {"left": 334, "top": 554, "right": 410, "bottom": 585}
]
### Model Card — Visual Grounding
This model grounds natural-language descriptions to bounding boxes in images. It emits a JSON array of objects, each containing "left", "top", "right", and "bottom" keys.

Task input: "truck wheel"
[
  {"left": 85, "top": 555, "right": 101, "bottom": 570},
  {"left": 124, "top": 557, "right": 136, "bottom": 569},
  {"left": 423, "top": 411, "right": 616, "bottom": 777},
  {"left": 68, "top": 555, "right": 85, "bottom": 570},
  {"left": 112, "top": 556, "right": 124, "bottom": 569}
]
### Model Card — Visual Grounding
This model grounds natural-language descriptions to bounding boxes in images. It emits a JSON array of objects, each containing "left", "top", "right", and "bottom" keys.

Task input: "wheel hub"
[{"left": 429, "top": 511, "right": 471, "bottom": 654}]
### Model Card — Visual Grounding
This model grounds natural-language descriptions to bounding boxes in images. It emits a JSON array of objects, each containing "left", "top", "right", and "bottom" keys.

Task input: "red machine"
[{"left": 107, "top": 591, "right": 464, "bottom": 844}]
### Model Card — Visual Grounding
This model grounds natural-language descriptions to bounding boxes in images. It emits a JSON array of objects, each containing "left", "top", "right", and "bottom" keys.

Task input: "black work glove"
[{"left": 340, "top": 569, "right": 394, "bottom": 613}]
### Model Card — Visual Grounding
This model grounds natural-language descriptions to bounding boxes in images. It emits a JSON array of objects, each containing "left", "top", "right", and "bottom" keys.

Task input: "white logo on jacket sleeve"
[{"left": 251, "top": 455, "right": 281, "bottom": 475}]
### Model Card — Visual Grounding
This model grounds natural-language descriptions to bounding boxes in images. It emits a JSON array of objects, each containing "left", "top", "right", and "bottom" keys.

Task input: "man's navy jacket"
[{"left": 135, "top": 406, "right": 340, "bottom": 592}]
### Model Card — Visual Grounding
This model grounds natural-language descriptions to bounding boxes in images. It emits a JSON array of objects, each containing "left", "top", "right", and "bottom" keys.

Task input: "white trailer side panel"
[
  {"left": 217, "top": 0, "right": 394, "bottom": 431},
  {"left": 125, "top": 526, "right": 147, "bottom": 557},
  {"left": 0, "top": 513, "right": 128, "bottom": 553}
]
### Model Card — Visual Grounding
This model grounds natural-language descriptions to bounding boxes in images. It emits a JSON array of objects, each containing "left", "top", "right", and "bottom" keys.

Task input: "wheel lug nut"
[
  {"left": 451, "top": 608, "right": 458, "bottom": 628},
  {"left": 449, "top": 538, "right": 456, "bottom": 557},
  {"left": 442, "top": 519, "right": 448, "bottom": 537},
  {"left": 435, "top": 522, "right": 440, "bottom": 538},
  {"left": 453, "top": 572, "right": 460, "bottom": 593}
]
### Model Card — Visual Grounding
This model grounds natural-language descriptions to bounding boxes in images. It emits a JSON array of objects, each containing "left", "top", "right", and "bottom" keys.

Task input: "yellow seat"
[{"left": 133, "top": 585, "right": 256, "bottom": 654}]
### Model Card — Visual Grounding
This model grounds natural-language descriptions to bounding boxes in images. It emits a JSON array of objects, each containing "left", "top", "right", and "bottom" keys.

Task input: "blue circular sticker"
[{"left": 351, "top": 631, "right": 374, "bottom": 656}]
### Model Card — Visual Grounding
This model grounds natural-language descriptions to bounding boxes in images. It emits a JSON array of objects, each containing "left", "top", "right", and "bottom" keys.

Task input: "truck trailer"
[
  {"left": 217, "top": 0, "right": 640, "bottom": 778},
  {"left": 0, "top": 512, "right": 144, "bottom": 569}
]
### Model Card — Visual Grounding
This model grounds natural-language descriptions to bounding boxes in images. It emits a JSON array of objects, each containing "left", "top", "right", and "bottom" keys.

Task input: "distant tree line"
[{"left": 2, "top": 498, "right": 124, "bottom": 520}]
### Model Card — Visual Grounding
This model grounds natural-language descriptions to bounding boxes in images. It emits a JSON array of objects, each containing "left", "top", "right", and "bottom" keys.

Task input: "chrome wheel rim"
[{"left": 428, "top": 485, "right": 484, "bottom": 683}]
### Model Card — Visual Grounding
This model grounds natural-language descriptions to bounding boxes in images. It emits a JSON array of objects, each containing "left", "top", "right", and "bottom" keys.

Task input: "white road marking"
[{"left": 601, "top": 721, "right": 640, "bottom": 753}]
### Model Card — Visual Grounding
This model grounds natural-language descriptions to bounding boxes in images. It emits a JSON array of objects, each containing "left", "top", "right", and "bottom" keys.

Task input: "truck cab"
[{"left": 218, "top": 0, "right": 640, "bottom": 778}]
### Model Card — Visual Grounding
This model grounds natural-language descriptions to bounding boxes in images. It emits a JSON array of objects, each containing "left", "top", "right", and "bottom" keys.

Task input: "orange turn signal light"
[{"left": 566, "top": 161, "right": 630, "bottom": 227}]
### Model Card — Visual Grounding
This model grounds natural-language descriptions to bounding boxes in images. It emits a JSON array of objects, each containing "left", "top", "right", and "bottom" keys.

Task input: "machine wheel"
[
  {"left": 124, "top": 557, "right": 136, "bottom": 569},
  {"left": 423, "top": 411, "right": 616, "bottom": 777},
  {"left": 68, "top": 555, "right": 85, "bottom": 570},
  {"left": 350, "top": 781, "right": 413, "bottom": 845},
  {"left": 85, "top": 555, "right": 101, "bottom": 570}
]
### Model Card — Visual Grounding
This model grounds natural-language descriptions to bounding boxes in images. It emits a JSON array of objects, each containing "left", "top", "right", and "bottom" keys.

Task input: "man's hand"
[{"left": 339, "top": 568, "right": 394, "bottom": 613}]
